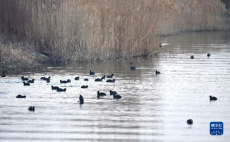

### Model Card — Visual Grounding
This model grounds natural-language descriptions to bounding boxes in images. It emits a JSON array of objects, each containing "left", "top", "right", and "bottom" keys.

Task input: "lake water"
[{"left": 0, "top": 31, "right": 230, "bottom": 142}]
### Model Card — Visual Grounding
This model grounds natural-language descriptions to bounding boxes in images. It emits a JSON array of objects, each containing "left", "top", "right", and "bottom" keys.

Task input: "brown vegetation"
[
  {"left": 0, "top": 31, "right": 46, "bottom": 72},
  {"left": 157, "top": 0, "right": 229, "bottom": 35},
  {"left": 0, "top": 0, "right": 229, "bottom": 71}
]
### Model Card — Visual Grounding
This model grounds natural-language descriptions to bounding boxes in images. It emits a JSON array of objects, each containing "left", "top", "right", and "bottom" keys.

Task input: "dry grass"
[
  {"left": 0, "top": 32, "right": 47, "bottom": 72},
  {"left": 0, "top": 0, "right": 229, "bottom": 68},
  {"left": 157, "top": 0, "right": 229, "bottom": 35}
]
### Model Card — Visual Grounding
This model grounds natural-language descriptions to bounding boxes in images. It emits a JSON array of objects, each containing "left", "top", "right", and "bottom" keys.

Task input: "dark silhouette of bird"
[
  {"left": 40, "top": 76, "right": 50, "bottom": 81},
  {"left": 57, "top": 88, "right": 66, "bottom": 92},
  {"left": 81, "top": 85, "right": 88, "bottom": 88},
  {"left": 28, "top": 79, "right": 34, "bottom": 83},
  {"left": 95, "top": 76, "right": 104, "bottom": 82},
  {"left": 155, "top": 70, "right": 161, "bottom": 75},
  {"left": 84, "top": 78, "right": 88, "bottom": 81},
  {"left": 46, "top": 78, "right": 50, "bottom": 83},
  {"left": 51, "top": 86, "right": 59, "bottom": 90},
  {"left": 107, "top": 74, "right": 114, "bottom": 78},
  {"left": 75, "top": 76, "right": 79, "bottom": 80},
  {"left": 79, "top": 95, "right": 84, "bottom": 104},
  {"left": 28, "top": 106, "right": 35, "bottom": 111},
  {"left": 110, "top": 90, "right": 117, "bottom": 95},
  {"left": 210, "top": 95, "right": 217, "bottom": 101},
  {"left": 60, "top": 80, "right": 68, "bottom": 83},
  {"left": 159, "top": 43, "right": 162, "bottom": 48},
  {"left": 97, "top": 91, "right": 106, "bottom": 99},
  {"left": 191, "top": 55, "right": 194, "bottom": 59},
  {"left": 106, "top": 79, "right": 115, "bottom": 82},
  {"left": 21, "top": 76, "right": 29, "bottom": 81},
  {"left": 23, "top": 82, "right": 30, "bottom": 86},
  {"left": 207, "top": 53, "right": 211, "bottom": 57},
  {"left": 130, "top": 66, "right": 136, "bottom": 70},
  {"left": 16, "top": 94, "right": 26, "bottom": 98},
  {"left": 187, "top": 119, "right": 193, "bottom": 125},
  {"left": 90, "top": 70, "right": 95, "bottom": 75},
  {"left": 113, "top": 94, "right": 122, "bottom": 99},
  {"left": 67, "top": 79, "right": 71, "bottom": 82}
]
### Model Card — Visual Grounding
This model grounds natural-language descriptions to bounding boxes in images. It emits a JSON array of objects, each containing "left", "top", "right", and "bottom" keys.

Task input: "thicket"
[{"left": 0, "top": 0, "right": 228, "bottom": 71}]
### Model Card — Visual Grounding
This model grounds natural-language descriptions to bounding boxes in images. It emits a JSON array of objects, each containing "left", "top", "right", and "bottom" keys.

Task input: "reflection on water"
[{"left": 0, "top": 31, "right": 230, "bottom": 142}]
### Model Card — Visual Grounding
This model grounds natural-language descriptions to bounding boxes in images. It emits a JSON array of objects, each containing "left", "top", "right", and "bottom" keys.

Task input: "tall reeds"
[{"left": 0, "top": 0, "right": 228, "bottom": 64}]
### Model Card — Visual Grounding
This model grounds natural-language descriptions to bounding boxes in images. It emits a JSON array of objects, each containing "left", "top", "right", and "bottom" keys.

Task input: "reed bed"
[
  {"left": 0, "top": 31, "right": 46, "bottom": 72},
  {"left": 0, "top": 0, "right": 228, "bottom": 71}
]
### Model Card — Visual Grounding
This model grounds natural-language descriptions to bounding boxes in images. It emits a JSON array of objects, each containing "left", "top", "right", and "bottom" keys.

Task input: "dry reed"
[{"left": 0, "top": 0, "right": 228, "bottom": 69}]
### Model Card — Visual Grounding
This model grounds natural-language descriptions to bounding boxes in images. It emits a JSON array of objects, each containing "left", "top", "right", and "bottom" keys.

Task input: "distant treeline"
[{"left": 0, "top": 0, "right": 229, "bottom": 64}]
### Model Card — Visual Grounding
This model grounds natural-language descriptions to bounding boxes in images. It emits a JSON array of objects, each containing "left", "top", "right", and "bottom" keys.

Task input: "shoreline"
[{"left": 1, "top": 29, "right": 230, "bottom": 74}]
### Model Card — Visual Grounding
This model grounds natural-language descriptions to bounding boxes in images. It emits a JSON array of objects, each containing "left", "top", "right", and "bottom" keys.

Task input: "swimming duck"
[
  {"left": 106, "top": 79, "right": 115, "bottom": 83},
  {"left": 75, "top": 77, "right": 79, "bottom": 80},
  {"left": 107, "top": 74, "right": 114, "bottom": 78},
  {"left": 155, "top": 70, "right": 161, "bottom": 75},
  {"left": 210, "top": 95, "right": 217, "bottom": 101},
  {"left": 46, "top": 78, "right": 50, "bottom": 83},
  {"left": 16, "top": 94, "right": 26, "bottom": 98},
  {"left": 41, "top": 76, "right": 50, "bottom": 81},
  {"left": 67, "top": 79, "right": 71, "bottom": 83},
  {"left": 113, "top": 94, "right": 122, "bottom": 99},
  {"left": 60, "top": 80, "right": 67, "bottom": 83},
  {"left": 191, "top": 55, "right": 194, "bottom": 59},
  {"left": 21, "top": 76, "right": 29, "bottom": 81},
  {"left": 1, "top": 74, "right": 6, "bottom": 77},
  {"left": 84, "top": 78, "right": 88, "bottom": 81},
  {"left": 81, "top": 85, "right": 88, "bottom": 88},
  {"left": 28, "top": 79, "right": 35, "bottom": 83},
  {"left": 40, "top": 77, "right": 45, "bottom": 80},
  {"left": 95, "top": 76, "right": 104, "bottom": 82},
  {"left": 110, "top": 90, "right": 117, "bottom": 95},
  {"left": 97, "top": 91, "right": 106, "bottom": 99},
  {"left": 57, "top": 88, "right": 66, "bottom": 92},
  {"left": 51, "top": 86, "right": 59, "bottom": 90},
  {"left": 90, "top": 70, "right": 95, "bottom": 75},
  {"left": 207, "top": 53, "right": 211, "bottom": 57},
  {"left": 28, "top": 106, "right": 35, "bottom": 111},
  {"left": 79, "top": 95, "right": 84, "bottom": 104},
  {"left": 187, "top": 119, "right": 193, "bottom": 125},
  {"left": 130, "top": 66, "right": 136, "bottom": 70},
  {"left": 23, "top": 82, "right": 30, "bottom": 86}
]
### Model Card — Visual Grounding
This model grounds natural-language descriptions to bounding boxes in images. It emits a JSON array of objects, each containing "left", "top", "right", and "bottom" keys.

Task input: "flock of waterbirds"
[
  {"left": 1, "top": 69, "right": 123, "bottom": 111},
  {"left": 0, "top": 50, "right": 218, "bottom": 125}
]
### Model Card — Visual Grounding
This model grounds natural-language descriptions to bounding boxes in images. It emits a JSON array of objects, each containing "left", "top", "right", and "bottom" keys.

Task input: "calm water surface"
[{"left": 0, "top": 31, "right": 230, "bottom": 142}]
